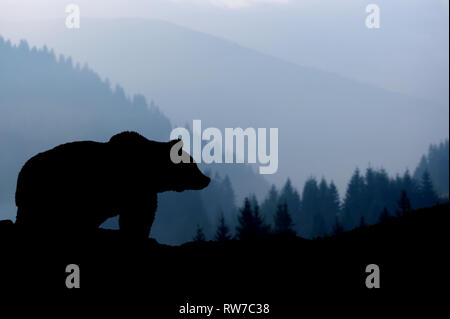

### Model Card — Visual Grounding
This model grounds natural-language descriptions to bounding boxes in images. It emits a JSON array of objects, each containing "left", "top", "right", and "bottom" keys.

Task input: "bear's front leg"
[{"left": 118, "top": 194, "right": 157, "bottom": 239}]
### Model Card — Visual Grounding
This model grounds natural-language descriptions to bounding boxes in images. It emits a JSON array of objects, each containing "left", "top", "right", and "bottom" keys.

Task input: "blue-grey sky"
[{"left": 1, "top": 0, "right": 448, "bottom": 104}]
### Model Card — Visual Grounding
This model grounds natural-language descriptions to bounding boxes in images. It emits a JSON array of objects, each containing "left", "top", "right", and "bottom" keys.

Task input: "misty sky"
[{"left": 1, "top": 0, "right": 449, "bottom": 103}]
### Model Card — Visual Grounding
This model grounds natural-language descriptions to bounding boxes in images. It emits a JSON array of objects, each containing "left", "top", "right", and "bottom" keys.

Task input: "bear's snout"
[
  {"left": 187, "top": 175, "right": 210, "bottom": 191},
  {"left": 200, "top": 175, "right": 211, "bottom": 188}
]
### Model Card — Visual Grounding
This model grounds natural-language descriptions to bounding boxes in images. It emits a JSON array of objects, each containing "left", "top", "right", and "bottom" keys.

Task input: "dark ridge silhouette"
[
  {"left": 0, "top": 204, "right": 447, "bottom": 314},
  {"left": 14, "top": 132, "right": 210, "bottom": 239}
]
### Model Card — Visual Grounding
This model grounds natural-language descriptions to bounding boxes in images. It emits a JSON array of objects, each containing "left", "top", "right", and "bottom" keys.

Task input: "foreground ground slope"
[{"left": 0, "top": 204, "right": 447, "bottom": 315}]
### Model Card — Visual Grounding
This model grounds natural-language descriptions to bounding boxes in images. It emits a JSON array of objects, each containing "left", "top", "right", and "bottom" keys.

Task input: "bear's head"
[
  {"left": 109, "top": 132, "right": 210, "bottom": 193},
  {"left": 166, "top": 138, "right": 211, "bottom": 192}
]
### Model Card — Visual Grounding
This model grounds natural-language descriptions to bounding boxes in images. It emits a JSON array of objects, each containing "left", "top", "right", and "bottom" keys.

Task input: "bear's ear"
[
  {"left": 169, "top": 138, "right": 183, "bottom": 148},
  {"left": 169, "top": 138, "right": 190, "bottom": 163},
  {"left": 109, "top": 131, "right": 143, "bottom": 144}
]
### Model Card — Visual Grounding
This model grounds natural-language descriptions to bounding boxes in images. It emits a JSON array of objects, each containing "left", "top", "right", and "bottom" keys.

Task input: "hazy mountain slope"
[
  {"left": 159, "top": 0, "right": 449, "bottom": 105},
  {"left": 1, "top": 18, "right": 448, "bottom": 193}
]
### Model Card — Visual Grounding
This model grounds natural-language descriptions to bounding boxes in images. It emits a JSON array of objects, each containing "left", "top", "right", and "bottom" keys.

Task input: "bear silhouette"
[{"left": 15, "top": 132, "right": 210, "bottom": 238}]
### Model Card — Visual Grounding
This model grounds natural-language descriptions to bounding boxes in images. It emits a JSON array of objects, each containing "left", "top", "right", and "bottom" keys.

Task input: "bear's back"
[{"left": 15, "top": 140, "right": 111, "bottom": 208}]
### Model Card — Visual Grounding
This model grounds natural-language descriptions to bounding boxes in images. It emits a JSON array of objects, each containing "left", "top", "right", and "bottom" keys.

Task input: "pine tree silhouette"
[
  {"left": 378, "top": 207, "right": 391, "bottom": 223},
  {"left": 396, "top": 190, "right": 412, "bottom": 216},
  {"left": 301, "top": 177, "right": 320, "bottom": 236},
  {"left": 193, "top": 225, "right": 206, "bottom": 242},
  {"left": 332, "top": 216, "right": 344, "bottom": 235},
  {"left": 236, "top": 198, "right": 253, "bottom": 240},
  {"left": 215, "top": 213, "right": 231, "bottom": 241},
  {"left": 251, "top": 196, "right": 271, "bottom": 236},
  {"left": 278, "top": 179, "right": 301, "bottom": 233},
  {"left": 359, "top": 216, "right": 367, "bottom": 227},
  {"left": 401, "top": 170, "right": 419, "bottom": 209},
  {"left": 414, "top": 140, "right": 449, "bottom": 196},
  {"left": 419, "top": 170, "right": 439, "bottom": 208},
  {"left": 342, "top": 168, "right": 365, "bottom": 230},
  {"left": 327, "top": 182, "right": 342, "bottom": 225},
  {"left": 312, "top": 213, "right": 327, "bottom": 238},
  {"left": 236, "top": 197, "right": 270, "bottom": 240},
  {"left": 274, "top": 203, "right": 295, "bottom": 235},
  {"left": 261, "top": 184, "right": 279, "bottom": 221}
]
